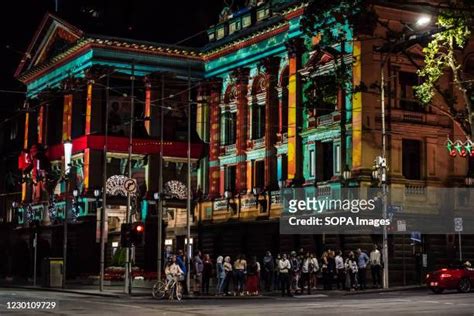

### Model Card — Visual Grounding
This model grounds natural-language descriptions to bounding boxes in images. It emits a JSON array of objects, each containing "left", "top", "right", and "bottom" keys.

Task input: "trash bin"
[{"left": 42, "top": 257, "right": 63, "bottom": 288}]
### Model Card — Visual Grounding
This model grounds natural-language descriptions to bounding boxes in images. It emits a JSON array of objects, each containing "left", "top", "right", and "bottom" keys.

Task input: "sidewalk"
[{"left": 1, "top": 280, "right": 425, "bottom": 299}]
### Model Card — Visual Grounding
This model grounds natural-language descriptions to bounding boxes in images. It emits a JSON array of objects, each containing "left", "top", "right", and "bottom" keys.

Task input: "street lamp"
[
  {"left": 63, "top": 140, "right": 73, "bottom": 175},
  {"left": 94, "top": 189, "right": 101, "bottom": 198},
  {"left": 416, "top": 15, "right": 431, "bottom": 27},
  {"left": 62, "top": 139, "right": 73, "bottom": 289},
  {"left": 12, "top": 201, "right": 19, "bottom": 225},
  {"left": 342, "top": 165, "right": 352, "bottom": 182}
]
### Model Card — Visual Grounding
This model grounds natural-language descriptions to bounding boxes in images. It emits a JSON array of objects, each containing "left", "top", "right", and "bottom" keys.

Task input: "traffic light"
[
  {"left": 130, "top": 222, "right": 145, "bottom": 246},
  {"left": 120, "top": 223, "right": 132, "bottom": 247},
  {"left": 120, "top": 222, "right": 145, "bottom": 247}
]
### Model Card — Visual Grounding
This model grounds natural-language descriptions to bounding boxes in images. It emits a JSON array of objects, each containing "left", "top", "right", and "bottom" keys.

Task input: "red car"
[{"left": 426, "top": 262, "right": 474, "bottom": 294}]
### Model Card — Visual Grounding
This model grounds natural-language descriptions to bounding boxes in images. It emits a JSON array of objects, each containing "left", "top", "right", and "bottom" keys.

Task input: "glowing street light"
[{"left": 416, "top": 15, "right": 431, "bottom": 27}]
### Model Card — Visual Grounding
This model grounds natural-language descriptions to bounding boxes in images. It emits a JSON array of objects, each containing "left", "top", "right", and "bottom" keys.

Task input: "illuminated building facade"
[{"left": 1, "top": 0, "right": 473, "bottom": 284}]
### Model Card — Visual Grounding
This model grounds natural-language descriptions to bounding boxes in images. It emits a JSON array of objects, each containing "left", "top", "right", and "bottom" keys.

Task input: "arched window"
[
  {"left": 280, "top": 67, "right": 289, "bottom": 136},
  {"left": 221, "top": 84, "right": 237, "bottom": 146},
  {"left": 251, "top": 75, "right": 266, "bottom": 140}
]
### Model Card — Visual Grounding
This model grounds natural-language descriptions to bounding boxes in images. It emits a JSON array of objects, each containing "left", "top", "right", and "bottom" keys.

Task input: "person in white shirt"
[
  {"left": 278, "top": 253, "right": 292, "bottom": 297},
  {"left": 370, "top": 244, "right": 382, "bottom": 288},
  {"left": 164, "top": 255, "right": 184, "bottom": 291},
  {"left": 301, "top": 253, "right": 312, "bottom": 294},
  {"left": 309, "top": 253, "right": 319, "bottom": 290},
  {"left": 335, "top": 250, "right": 346, "bottom": 290}
]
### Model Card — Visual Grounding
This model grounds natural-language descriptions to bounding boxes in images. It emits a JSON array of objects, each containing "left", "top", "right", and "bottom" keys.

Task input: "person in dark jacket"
[
  {"left": 202, "top": 254, "right": 213, "bottom": 295},
  {"left": 263, "top": 251, "right": 274, "bottom": 291}
]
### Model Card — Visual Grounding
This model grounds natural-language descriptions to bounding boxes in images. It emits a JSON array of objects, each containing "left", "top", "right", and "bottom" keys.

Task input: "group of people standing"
[{"left": 165, "top": 245, "right": 383, "bottom": 297}]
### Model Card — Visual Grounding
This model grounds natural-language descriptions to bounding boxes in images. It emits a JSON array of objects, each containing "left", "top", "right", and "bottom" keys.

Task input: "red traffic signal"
[
  {"left": 135, "top": 222, "right": 144, "bottom": 233},
  {"left": 131, "top": 222, "right": 145, "bottom": 246}
]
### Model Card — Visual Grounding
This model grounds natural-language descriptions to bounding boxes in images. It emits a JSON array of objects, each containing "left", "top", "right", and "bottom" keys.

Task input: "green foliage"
[
  {"left": 300, "top": 1, "right": 376, "bottom": 115},
  {"left": 415, "top": 12, "right": 471, "bottom": 104},
  {"left": 301, "top": 0, "right": 377, "bottom": 44}
]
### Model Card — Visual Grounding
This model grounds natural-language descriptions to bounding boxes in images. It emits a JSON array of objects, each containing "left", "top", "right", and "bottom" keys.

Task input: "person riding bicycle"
[{"left": 165, "top": 255, "right": 184, "bottom": 290}]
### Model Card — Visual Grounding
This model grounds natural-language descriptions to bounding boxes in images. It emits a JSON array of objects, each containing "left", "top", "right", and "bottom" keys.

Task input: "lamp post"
[
  {"left": 12, "top": 201, "right": 19, "bottom": 225},
  {"left": 94, "top": 188, "right": 106, "bottom": 291},
  {"left": 153, "top": 192, "right": 163, "bottom": 283},
  {"left": 62, "top": 139, "right": 73, "bottom": 289},
  {"left": 377, "top": 14, "right": 432, "bottom": 289}
]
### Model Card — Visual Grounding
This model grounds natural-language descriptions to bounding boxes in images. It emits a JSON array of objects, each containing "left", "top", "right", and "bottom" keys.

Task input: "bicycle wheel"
[{"left": 152, "top": 281, "right": 167, "bottom": 299}]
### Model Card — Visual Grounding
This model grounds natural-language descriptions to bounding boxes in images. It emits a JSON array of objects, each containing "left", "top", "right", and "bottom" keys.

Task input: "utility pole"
[
  {"left": 380, "top": 62, "right": 389, "bottom": 289},
  {"left": 33, "top": 231, "right": 37, "bottom": 286},
  {"left": 186, "top": 66, "right": 192, "bottom": 292},
  {"left": 157, "top": 74, "right": 165, "bottom": 282},
  {"left": 100, "top": 73, "right": 110, "bottom": 292},
  {"left": 125, "top": 63, "right": 135, "bottom": 295}
]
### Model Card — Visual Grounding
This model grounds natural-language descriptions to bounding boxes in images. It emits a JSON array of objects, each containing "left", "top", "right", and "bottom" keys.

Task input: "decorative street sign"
[{"left": 106, "top": 175, "right": 137, "bottom": 196}]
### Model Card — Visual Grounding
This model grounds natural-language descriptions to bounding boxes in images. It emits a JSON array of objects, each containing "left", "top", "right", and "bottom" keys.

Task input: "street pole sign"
[
  {"left": 397, "top": 220, "right": 407, "bottom": 232},
  {"left": 454, "top": 218, "right": 463, "bottom": 261},
  {"left": 454, "top": 217, "right": 463, "bottom": 232}
]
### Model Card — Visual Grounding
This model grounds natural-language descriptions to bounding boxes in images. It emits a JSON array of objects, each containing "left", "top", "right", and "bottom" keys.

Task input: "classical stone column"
[
  {"left": 208, "top": 80, "right": 223, "bottom": 198},
  {"left": 262, "top": 57, "right": 280, "bottom": 189},
  {"left": 234, "top": 68, "right": 250, "bottom": 193},
  {"left": 285, "top": 38, "right": 304, "bottom": 185}
]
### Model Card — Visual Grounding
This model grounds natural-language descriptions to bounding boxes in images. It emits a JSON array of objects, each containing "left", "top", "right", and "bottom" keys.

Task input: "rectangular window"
[
  {"left": 222, "top": 112, "right": 237, "bottom": 145},
  {"left": 225, "top": 165, "right": 236, "bottom": 192},
  {"left": 334, "top": 144, "right": 341, "bottom": 174},
  {"left": 257, "top": 7, "right": 270, "bottom": 21},
  {"left": 217, "top": 27, "right": 225, "bottom": 40},
  {"left": 309, "top": 149, "right": 315, "bottom": 177},
  {"left": 316, "top": 141, "right": 333, "bottom": 182},
  {"left": 254, "top": 160, "right": 265, "bottom": 189},
  {"left": 242, "top": 15, "right": 252, "bottom": 28},
  {"left": 229, "top": 20, "right": 241, "bottom": 34},
  {"left": 402, "top": 139, "right": 422, "bottom": 180},
  {"left": 399, "top": 72, "right": 423, "bottom": 112},
  {"left": 251, "top": 104, "right": 265, "bottom": 139}
]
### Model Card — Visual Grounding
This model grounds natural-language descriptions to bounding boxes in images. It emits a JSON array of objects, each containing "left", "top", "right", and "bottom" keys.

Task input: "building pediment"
[{"left": 15, "top": 13, "right": 83, "bottom": 78}]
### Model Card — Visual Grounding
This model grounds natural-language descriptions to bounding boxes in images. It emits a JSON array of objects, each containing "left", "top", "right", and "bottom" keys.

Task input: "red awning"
[{"left": 44, "top": 135, "right": 205, "bottom": 161}]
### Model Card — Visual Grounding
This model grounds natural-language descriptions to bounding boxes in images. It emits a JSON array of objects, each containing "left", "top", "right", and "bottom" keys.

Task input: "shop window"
[{"left": 402, "top": 139, "right": 422, "bottom": 180}]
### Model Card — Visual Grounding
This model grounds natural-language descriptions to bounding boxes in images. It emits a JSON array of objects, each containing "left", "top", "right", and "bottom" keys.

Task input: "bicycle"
[{"left": 152, "top": 275, "right": 183, "bottom": 301}]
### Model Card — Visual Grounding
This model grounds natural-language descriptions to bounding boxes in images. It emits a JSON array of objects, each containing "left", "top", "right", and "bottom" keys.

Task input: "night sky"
[{"left": 0, "top": 0, "right": 224, "bottom": 118}]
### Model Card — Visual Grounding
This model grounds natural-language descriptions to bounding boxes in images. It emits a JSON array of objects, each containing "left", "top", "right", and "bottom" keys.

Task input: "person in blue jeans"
[
  {"left": 357, "top": 248, "right": 369, "bottom": 290},
  {"left": 216, "top": 256, "right": 225, "bottom": 295}
]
